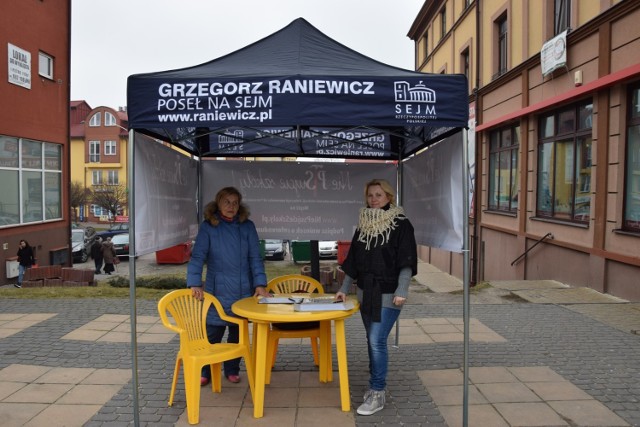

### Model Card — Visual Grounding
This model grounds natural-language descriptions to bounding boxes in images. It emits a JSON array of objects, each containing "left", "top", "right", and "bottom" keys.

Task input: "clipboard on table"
[
  {"left": 293, "top": 297, "right": 355, "bottom": 312},
  {"left": 257, "top": 297, "right": 296, "bottom": 304}
]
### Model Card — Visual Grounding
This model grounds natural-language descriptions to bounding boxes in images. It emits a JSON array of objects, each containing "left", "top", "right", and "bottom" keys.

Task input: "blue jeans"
[
  {"left": 201, "top": 323, "right": 240, "bottom": 379},
  {"left": 361, "top": 307, "right": 401, "bottom": 391},
  {"left": 18, "top": 265, "right": 27, "bottom": 285}
]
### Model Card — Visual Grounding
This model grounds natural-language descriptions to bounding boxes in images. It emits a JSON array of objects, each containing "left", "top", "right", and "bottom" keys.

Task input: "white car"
[{"left": 318, "top": 241, "right": 338, "bottom": 258}]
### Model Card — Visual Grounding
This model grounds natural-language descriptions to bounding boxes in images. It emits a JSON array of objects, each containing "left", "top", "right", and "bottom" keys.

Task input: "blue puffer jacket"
[{"left": 186, "top": 216, "right": 266, "bottom": 325}]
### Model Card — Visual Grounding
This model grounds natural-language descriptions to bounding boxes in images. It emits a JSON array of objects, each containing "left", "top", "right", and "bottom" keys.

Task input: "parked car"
[
  {"left": 111, "top": 233, "right": 130, "bottom": 258},
  {"left": 318, "top": 241, "right": 338, "bottom": 258},
  {"left": 71, "top": 228, "right": 92, "bottom": 263},
  {"left": 95, "top": 222, "right": 129, "bottom": 240},
  {"left": 264, "top": 239, "right": 287, "bottom": 260}
]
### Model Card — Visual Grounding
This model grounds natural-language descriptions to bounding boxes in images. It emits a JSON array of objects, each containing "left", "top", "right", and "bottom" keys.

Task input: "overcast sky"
[{"left": 70, "top": 0, "right": 425, "bottom": 110}]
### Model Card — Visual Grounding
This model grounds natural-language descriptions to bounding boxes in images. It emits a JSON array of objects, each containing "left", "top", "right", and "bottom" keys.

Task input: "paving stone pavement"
[{"left": 1, "top": 258, "right": 639, "bottom": 426}]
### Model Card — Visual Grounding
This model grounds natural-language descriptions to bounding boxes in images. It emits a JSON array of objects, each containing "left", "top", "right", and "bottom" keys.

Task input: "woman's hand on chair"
[
  {"left": 191, "top": 286, "right": 204, "bottom": 301},
  {"left": 254, "top": 286, "right": 271, "bottom": 298},
  {"left": 335, "top": 292, "right": 346, "bottom": 302}
]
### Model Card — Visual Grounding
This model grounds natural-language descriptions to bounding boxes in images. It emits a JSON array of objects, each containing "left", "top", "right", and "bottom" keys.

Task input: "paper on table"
[
  {"left": 257, "top": 297, "right": 296, "bottom": 304},
  {"left": 293, "top": 300, "right": 355, "bottom": 311}
]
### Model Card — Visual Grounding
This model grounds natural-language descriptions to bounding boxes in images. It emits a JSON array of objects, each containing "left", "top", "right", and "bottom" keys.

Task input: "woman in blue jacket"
[{"left": 187, "top": 186, "right": 270, "bottom": 385}]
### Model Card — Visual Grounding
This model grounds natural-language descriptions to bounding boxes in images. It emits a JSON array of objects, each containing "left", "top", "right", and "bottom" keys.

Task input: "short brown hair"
[{"left": 204, "top": 186, "right": 249, "bottom": 226}]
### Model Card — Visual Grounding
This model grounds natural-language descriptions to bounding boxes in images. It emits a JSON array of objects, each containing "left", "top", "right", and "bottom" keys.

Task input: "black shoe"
[{"left": 14, "top": 284, "right": 21, "bottom": 288}]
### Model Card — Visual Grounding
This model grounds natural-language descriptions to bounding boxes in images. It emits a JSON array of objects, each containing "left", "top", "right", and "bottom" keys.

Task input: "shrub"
[{"left": 107, "top": 274, "right": 185, "bottom": 290}]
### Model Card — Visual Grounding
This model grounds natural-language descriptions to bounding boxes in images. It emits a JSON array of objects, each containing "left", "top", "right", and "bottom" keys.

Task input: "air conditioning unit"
[{"left": 6, "top": 260, "right": 19, "bottom": 278}]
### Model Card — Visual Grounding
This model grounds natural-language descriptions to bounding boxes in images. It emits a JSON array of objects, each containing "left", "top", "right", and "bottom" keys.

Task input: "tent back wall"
[{"left": 203, "top": 161, "right": 396, "bottom": 241}]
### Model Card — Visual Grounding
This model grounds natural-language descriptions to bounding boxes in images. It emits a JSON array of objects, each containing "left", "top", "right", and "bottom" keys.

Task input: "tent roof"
[{"left": 127, "top": 18, "right": 468, "bottom": 159}]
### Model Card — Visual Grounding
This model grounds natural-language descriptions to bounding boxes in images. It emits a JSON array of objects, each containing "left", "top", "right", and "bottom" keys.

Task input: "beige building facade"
[
  {"left": 70, "top": 102, "right": 129, "bottom": 223},
  {"left": 409, "top": 0, "right": 640, "bottom": 300}
]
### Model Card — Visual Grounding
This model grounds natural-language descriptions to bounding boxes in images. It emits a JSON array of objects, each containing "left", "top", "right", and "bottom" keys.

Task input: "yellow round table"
[{"left": 232, "top": 295, "right": 359, "bottom": 418}]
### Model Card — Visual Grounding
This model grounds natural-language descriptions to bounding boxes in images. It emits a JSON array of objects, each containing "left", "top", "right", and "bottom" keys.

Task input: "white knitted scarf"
[{"left": 356, "top": 205, "right": 406, "bottom": 250}]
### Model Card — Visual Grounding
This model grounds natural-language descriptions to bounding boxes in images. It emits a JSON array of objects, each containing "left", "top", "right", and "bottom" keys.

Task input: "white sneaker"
[{"left": 357, "top": 389, "right": 385, "bottom": 415}]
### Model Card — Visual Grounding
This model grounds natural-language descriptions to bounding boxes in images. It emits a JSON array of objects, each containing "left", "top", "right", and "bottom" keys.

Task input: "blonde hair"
[
  {"left": 364, "top": 179, "right": 396, "bottom": 206},
  {"left": 204, "top": 186, "right": 249, "bottom": 226}
]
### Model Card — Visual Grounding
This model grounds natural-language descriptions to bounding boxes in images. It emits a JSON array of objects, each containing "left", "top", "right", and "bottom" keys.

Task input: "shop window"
[
  {"left": 536, "top": 101, "right": 592, "bottom": 223},
  {"left": 488, "top": 125, "right": 519, "bottom": 213},
  {"left": 0, "top": 136, "right": 61, "bottom": 226},
  {"left": 624, "top": 84, "right": 640, "bottom": 232}
]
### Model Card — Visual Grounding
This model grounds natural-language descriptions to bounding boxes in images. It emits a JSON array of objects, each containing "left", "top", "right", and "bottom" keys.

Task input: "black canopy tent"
[
  {"left": 125, "top": 18, "right": 471, "bottom": 425},
  {"left": 127, "top": 18, "right": 468, "bottom": 160}
]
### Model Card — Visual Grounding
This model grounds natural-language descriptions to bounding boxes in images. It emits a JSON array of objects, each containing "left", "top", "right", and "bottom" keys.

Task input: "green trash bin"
[
  {"left": 291, "top": 240, "right": 311, "bottom": 263},
  {"left": 259, "top": 239, "right": 266, "bottom": 259}
]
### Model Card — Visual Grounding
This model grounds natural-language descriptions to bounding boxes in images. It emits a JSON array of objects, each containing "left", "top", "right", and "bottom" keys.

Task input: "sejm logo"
[{"left": 394, "top": 81, "right": 436, "bottom": 103}]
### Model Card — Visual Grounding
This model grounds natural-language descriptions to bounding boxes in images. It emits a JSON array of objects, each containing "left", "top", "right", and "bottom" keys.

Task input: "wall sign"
[
  {"left": 7, "top": 43, "right": 31, "bottom": 89},
  {"left": 541, "top": 31, "right": 568, "bottom": 77}
]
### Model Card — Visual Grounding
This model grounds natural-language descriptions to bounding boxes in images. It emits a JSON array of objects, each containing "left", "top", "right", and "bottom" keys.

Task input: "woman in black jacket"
[
  {"left": 16, "top": 239, "right": 35, "bottom": 288},
  {"left": 335, "top": 179, "right": 417, "bottom": 416}
]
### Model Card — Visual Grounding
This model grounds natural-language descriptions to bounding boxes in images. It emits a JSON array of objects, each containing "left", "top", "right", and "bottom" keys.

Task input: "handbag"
[{"left": 113, "top": 257, "right": 121, "bottom": 265}]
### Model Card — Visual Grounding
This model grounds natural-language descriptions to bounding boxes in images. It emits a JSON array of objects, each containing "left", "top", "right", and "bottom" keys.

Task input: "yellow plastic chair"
[
  {"left": 265, "top": 274, "right": 324, "bottom": 383},
  {"left": 158, "top": 289, "right": 255, "bottom": 425}
]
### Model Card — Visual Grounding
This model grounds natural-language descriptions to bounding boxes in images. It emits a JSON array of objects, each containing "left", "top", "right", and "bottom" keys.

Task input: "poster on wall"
[
  {"left": 7, "top": 43, "right": 31, "bottom": 89},
  {"left": 203, "top": 160, "right": 396, "bottom": 241},
  {"left": 541, "top": 30, "right": 568, "bottom": 77}
]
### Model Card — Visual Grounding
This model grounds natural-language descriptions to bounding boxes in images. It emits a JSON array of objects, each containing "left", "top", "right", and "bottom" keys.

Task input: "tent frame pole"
[
  {"left": 127, "top": 129, "right": 140, "bottom": 426},
  {"left": 462, "top": 130, "right": 470, "bottom": 427},
  {"left": 394, "top": 155, "right": 403, "bottom": 348}
]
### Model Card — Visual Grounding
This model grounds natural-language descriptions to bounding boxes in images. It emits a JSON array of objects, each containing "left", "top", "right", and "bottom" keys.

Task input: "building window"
[
  {"left": 489, "top": 125, "right": 520, "bottom": 212},
  {"left": 91, "top": 204, "right": 108, "bottom": 216},
  {"left": 495, "top": 14, "right": 508, "bottom": 79},
  {"left": 89, "top": 140, "right": 100, "bottom": 162},
  {"left": 0, "top": 136, "right": 62, "bottom": 226},
  {"left": 554, "top": 0, "right": 570, "bottom": 35},
  {"left": 461, "top": 49, "right": 470, "bottom": 81},
  {"left": 107, "top": 170, "right": 119, "bottom": 185},
  {"left": 624, "top": 84, "right": 640, "bottom": 232},
  {"left": 38, "top": 52, "right": 53, "bottom": 79},
  {"left": 104, "top": 140, "right": 116, "bottom": 156},
  {"left": 89, "top": 112, "right": 101, "bottom": 127},
  {"left": 537, "top": 101, "right": 593, "bottom": 223},
  {"left": 440, "top": 7, "right": 447, "bottom": 39},
  {"left": 105, "top": 112, "right": 116, "bottom": 126},
  {"left": 422, "top": 34, "right": 429, "bottom": 60},
  {"left": 92, "top": 170, "right": 103, "bottom": 185}
]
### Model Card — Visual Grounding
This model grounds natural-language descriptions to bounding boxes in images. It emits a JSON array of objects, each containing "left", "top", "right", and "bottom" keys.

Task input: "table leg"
[
  {"left": 319, "top": 320, "right": 332, "bottom": 382},
  {"left": 253, "top": 321, "right": 268, "bottom": 418},
  {"left": 335, "top": 319, "right": 350, "bottom": 411}
]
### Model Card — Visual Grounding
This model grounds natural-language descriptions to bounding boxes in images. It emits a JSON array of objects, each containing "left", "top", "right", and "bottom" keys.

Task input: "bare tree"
[
  {"left": 70, "top": 181, "right": 91, "bottom": 224},
  {"left": 90, "top": 184, "right": 128, "bottom": 226}
]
